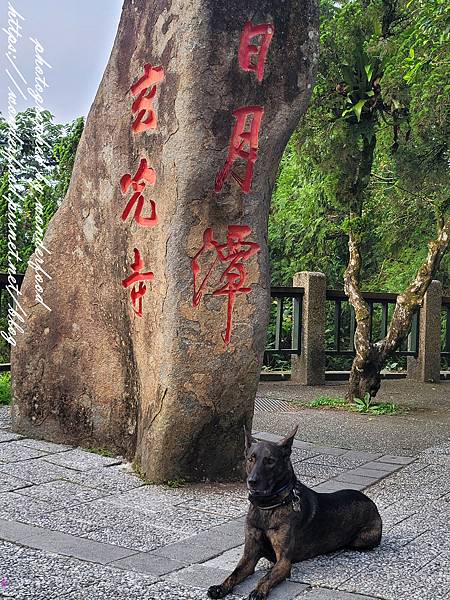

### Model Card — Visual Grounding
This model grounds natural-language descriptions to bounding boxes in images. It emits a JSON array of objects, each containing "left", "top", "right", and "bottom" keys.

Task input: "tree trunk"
[{"left": 346, "top": 218, "right": 449, "bottom": 401}]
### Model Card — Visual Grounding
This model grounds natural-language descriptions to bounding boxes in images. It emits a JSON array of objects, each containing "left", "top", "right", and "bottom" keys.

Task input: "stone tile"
[
  {"left": 309, "top": 446, "right": 348, "bottom": 457},
  {"left": 375, "top": 454, "right": 416, "bottom": 466},
  {"left": 0, "top": 517, "right": 41, "bottom": 543},
  {"left": 0, "top": 456, "right": 81, "bottom": 484},
  {"left": 292, "top": 440, "right": 316, "bottom": 450},
  {"left": 0, "top": 491, "right": 61, "bottom": 521},
  {"left": 349, "top": 466, "right": 396, "bottom": 480},
  {"left": 0, "top": 539, "right": 158, "bottom": 600},
  {"left": 300, "top": 590, "right": 380, "bottom": 599},
  {"left": 165, "top": 563, "right": 232, "bottom": 588},
  {"left": 333, "top": 473, "right": 380, "bottom": 486},
  {"left": 203, "top": 545, "right": 247, "bottom": 571},
  {"left": 103, "top": 482, "right": 194, "bottom": 512},
  {"left": 290, "top": 448, "right": 323, "bottom": 463},
  {"left": 16, "top": 479, "right": 109, "bottom": 508},
  {"left": 294, "top": 462, "right": 345, "bottom": 480},
  {"left": 339, "top": 531, "right": 443, "bottom": 599},
  {"left": 0, "top": 472, "right": 31, "bottom": 492},
  {"left": 0, "top": 431, "right": 23, "bottom": 442},
  {"left": 148, "top": 506, "right": 230, "bottom": 534},
  {"left": 360, "top": 461, "right": 401, "bottom": 473},
  {"left": 313, "top": 480, "right": 361, "bottom": 493},
  {"left": 111, "top": 552, "right": 186, "bottom": 576},
  {"left": 299, "top": 476, "right": 327, "bottom": 488},
  {"left": 47, "top": 498, "right": 157, "bottom": 532},
  {"left": 0, "top": 406, "right": 11, "bottom": 430},
  {"left": 301, "top": 456, "right": 367, "bottom": 472},
  {"left": 20, "top": 526, "right": 137, "bottom": 564},
  {"left": 209, "top": 518, "right": 246, "bottom": 539},
  {"left": 235, "top": 573, "right": 309, "bottom": 598},
  {"left": 19, "top": 507, "right": 107, "bottom": 537},
  {"left": 0, "top": 440, "right": 50, "bottom": 462},
  {"left": 185, "top": 527, "right": 244, "bottom": 552},
  {"left": 150, "top": 539, "right": 225, "bottom": 563},
  {"left": 312, "top": 482, "right": 347, "bottom": 493},
  {"left": 145, "top": 580, "right": 243, "bottom": 600},
  {"left": 177, "top": 483, "right": 249, "bottom": 518},
  {"left": 82, "top": 521, "right": 189, "bottom": 552},
  {"left": 16, "top": 437, "right": 73, "bottom": 453},
  {"left": 64, "top": 464, "right": 144, "bottom": 493},
  {"left": 43, "top": 448, "right": 122, "bottom": 471},
  {"left": 343, "top": 450, "right": 383, "bottom": 462}
]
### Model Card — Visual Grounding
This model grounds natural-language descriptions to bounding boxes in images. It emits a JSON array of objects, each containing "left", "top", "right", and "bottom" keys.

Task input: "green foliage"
[
  {"left": 0, "top": 110, "right": 84, "bottom": 364},
  {"left": 0, "top": 110, "right": 84, "bottom": 269},
  {"left": 87, "top": 447, "right": 116, "bottom": 458},
  {"left": 0, "top": 373, "right": 11, "bottom": 406},
  {"left": 269, "top": 0, "right": 449, "bottom": 296},
  {"left": 307, "top": 396, "right": 348, "bottom": 409},
  {"left": 165, "top": 478, "right": 187, "bottom": 488},
  {"left": 303, "top": 393, "right": 401, "bottom": 415}
]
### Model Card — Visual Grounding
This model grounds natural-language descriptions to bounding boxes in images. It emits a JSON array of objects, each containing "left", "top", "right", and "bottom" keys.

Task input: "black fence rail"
[
  {"left": 325, "top": 289, "right": 419, "bottom": 358},
  {"left": 1, "top": 277, "right": 446, "bottom": 372},
  {"left": 265, "top": 286, "right": 421, "bottom": 366},
  {"left": 264, "top": 287, "right": 304, "bottom": 358},
  {"left": 442, "top": 296, "right": 450, "bottom": 360}
]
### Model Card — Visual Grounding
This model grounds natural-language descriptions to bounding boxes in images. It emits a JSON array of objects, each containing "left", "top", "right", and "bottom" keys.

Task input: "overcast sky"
[{"left": 1, "top": 0, "right": 123, "bottom": 124}]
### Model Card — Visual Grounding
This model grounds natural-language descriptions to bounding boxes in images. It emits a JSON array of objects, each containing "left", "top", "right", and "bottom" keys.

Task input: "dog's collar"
[{"left": 248, "top": 479, "right": 300, "bottom": 511}]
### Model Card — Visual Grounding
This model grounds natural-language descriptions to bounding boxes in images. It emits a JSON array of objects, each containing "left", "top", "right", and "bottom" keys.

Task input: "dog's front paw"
[
  {"left": 247, "top": 590, "right": 267, "bottom": 600},
  {"left": 208, "top": 584, "right": 228, "bottom": 598}
]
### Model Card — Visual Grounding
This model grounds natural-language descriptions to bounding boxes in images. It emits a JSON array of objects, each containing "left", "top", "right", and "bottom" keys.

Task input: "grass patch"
[
  {"left": 0, "top": 372, "right": 11, "bottom": 406},
  {"left": 308, "top": 396, "right": 348, "bottom": 409},
  {"left": 87, "top": 447, "right": 116, "bottom": 458},
  {"left": 304, "top": 394, "right": 402, "bottom": 416},
  {"left": 164, "top": 478, "right": 187, "bottom": 489}
]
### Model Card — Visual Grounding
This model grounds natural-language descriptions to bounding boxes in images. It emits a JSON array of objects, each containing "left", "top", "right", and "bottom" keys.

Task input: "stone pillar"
[
  {"left": 11, "top": 0, "right": 319, "bottom": 482},
  {"left": 291, "top": 272, "right": 326, "bottom": 385},
  {"left": 407, "top": 280, "right": 442, "bottom": 383}
]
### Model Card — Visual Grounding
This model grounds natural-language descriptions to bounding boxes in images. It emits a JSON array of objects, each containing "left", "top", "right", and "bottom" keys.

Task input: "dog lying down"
[{"left": 208, "top": 426, "right": 382, "bottom": 600}]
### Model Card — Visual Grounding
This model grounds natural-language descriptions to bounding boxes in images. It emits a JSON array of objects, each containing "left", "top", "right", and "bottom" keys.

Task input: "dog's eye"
[
  {"left": 247, "top": 455, "right": 255, "bottom": 463},
  {"left": 265, "top": 457, "right": 275, "bottom": 465}
]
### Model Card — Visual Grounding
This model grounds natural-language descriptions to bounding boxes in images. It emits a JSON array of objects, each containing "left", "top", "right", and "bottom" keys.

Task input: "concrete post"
[
  {"left": 291, "top": 272, "right": 326, "bottom": 385},
  {"left": 407, "top": 280, "right": 442, "bottom": 383}
]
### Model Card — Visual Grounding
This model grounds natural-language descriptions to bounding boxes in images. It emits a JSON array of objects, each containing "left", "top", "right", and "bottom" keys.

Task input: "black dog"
[{"left": 208, "top": 426, "right": 382, "bottom": 600}]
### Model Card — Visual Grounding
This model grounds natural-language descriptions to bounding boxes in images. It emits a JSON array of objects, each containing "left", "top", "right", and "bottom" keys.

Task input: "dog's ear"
[
  {"left": 243, "top": 426, "right": 256, "bottom": 454},
  {"left": 278, "top": 425, "right": 298, "bottom": 455}
]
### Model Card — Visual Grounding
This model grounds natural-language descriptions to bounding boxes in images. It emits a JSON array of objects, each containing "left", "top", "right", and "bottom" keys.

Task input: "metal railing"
[
  {"left": 265, "top": 286, "right": 421, "bottom": 362},
  {"left": 264, "top": 287, "right": 304, "bottom": 358},
  {"left": 2, "top": 276, "right": 448, "bottom": 371},
  {"left": 325, "top": 289, "right": 420, "bottom": 358}
]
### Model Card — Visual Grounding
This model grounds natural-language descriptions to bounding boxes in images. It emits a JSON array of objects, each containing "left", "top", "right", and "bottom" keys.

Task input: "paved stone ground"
[{"left": 0, "top": 405, "right": 449, "bottom": 600}]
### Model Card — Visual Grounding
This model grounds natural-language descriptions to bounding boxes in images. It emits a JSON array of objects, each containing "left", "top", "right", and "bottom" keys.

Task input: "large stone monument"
[{"left": 11, "top": 0, "right": 318, "bottom": 482}]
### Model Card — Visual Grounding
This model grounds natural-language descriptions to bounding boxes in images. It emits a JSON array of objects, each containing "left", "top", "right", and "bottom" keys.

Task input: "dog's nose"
[{"left": 248, "top": 473, "right": 259, "bottom": 485}]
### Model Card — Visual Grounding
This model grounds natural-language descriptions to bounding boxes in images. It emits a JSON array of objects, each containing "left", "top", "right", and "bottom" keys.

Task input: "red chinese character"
[
  {"left": 120, "top": 158, "right": 158, "bottom": 227},
  {"left": 192, "top": 225, "right": 260, "bottom": 345},
  {"left": 130, "top": 64, "right": 164, "bottom": 132},
  {"left": 122, "top": 248, "right": 154, "bottom": 317},
  {"left": 238, "top": 21, "right": 274, "bottom": 82},
  {"left": 215, "top": 106, "right": 264, "bottom": 194}
]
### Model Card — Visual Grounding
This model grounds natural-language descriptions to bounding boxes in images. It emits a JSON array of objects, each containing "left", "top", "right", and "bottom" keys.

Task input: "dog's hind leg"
[{"left": 349, "top": 517, "right": 382, "bottom": 550}]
